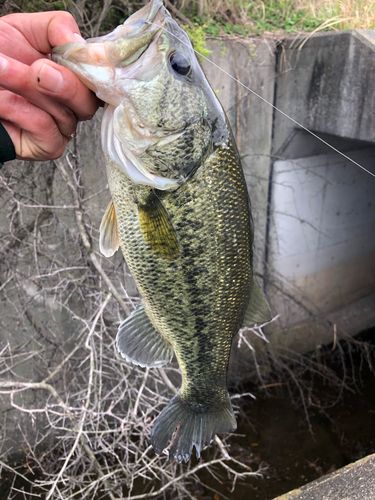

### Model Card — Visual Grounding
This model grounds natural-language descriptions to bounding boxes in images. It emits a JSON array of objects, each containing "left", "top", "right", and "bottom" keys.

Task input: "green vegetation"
[
  {"left": 183, "top": 24, "right": 212, "bottom": 56},
  {"left": 182, "top": 0, "right": 375, "bottom": 38},
  {"left": 178, "top": 0, "right": 375, "bottom": 54},
  {"left": 177, "top": 0, "right": 375, "bottom": 30},
  {"left": 248, "top": 0, "right": 324, "bottom": 34}
]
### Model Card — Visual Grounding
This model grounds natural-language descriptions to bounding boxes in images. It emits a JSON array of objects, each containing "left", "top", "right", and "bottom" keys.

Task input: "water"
[{"left": 195, "top": 330, "right": 375, "bottom": 499}]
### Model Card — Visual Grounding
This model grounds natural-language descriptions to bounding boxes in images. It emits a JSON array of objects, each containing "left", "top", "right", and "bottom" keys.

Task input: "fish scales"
[{"left": 108, "top": 142, "right": 252, "bottom": 403}]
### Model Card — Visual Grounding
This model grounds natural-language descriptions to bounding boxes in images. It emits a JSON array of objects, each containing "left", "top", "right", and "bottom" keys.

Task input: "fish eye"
[{"left": 169, "top": 51, "right": 191, "bottom": 76}]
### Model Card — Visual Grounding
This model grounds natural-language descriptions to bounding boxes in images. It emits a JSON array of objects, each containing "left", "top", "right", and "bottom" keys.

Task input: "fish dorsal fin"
[
  {"left": 116, "top": 305, "right": 174, "bottom": 368},
  {"left": 138, "top": 192, "right": 179, "bottom": 259},
  {"left": 99, "top": 200, "right": 120, "bottom": 257},
  {"left": 243, "top": 279, "right": 272, "bottom": 326}
]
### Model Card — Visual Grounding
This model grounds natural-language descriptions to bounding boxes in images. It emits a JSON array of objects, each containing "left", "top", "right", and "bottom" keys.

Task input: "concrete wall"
[{"left": 266, "top": 31, "right": 375, "bottom": 352}]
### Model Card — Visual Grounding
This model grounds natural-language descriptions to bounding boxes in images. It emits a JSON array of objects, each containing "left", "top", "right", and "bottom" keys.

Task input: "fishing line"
[{"left": 147, "top": 19, "right": 375, "bottom": 179}]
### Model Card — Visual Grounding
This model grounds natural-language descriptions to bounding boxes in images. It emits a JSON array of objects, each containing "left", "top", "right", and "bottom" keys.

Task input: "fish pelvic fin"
[
  {"left": 99, "top": 200, "right": 120, "bottom": 257},
  {"left": 116, "top": 305, "right": 173, "bottom": 368},
  {"left": 243, "top": 279, "right": 272, "bottom": 326},
  {"left": 138, "top": 192, "right": 179, "bottom": 260},
  {"left": 150, "top": 393, "right": 236, "bottom": 463}
]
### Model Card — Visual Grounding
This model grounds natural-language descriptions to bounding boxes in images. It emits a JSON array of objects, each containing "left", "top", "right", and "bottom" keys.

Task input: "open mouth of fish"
[{"left": 52, "top": 0, "right": 165, "bottom": 97}]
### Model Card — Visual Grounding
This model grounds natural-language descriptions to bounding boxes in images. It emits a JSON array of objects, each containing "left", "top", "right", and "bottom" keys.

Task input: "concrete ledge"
[{"left": 275, "top": 453, "right": 375, "bottom": 500}]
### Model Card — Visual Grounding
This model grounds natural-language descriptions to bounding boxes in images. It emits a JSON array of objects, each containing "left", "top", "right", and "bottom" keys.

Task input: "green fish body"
[{"left": 53, "top": 0, "right": 271, "bottom": 462}]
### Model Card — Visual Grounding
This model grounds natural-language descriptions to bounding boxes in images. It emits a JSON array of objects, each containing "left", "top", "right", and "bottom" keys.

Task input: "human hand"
[{"left": 0, "top": 11, "right": 100, "bottom": 161}]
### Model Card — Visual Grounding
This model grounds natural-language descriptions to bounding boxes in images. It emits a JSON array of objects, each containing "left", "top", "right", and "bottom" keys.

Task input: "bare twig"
[{"left": 0, "top": 150, "right": 261, "bottom": 499}]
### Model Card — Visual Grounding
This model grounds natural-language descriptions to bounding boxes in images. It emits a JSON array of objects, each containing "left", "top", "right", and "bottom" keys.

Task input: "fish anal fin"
[
  {"left": 243, "top": 280, "right": 272, "bottom": 326},
  {"left": 138, "top": 192, "right": 179, "bottom": 259},
  {"left": 99, "top": 200, "right": 120, "bottom": 257},
  {"left": 116, "top": 305, "right": 173, "bottom": 368}
]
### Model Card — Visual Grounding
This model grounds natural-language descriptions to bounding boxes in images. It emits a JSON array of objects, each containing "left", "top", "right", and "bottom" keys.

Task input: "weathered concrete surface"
[
  {"left": 275, "top": 453, "right": 375, "bottom": 500},
  {"left": 265, "top": 146, "right": 375, "bottom": 353},
  {"left": 273, "top": 31, "right": 375, "bottom": 153},
  {"left": 265, "top": 30, "right": 375, "bottom": 354}
]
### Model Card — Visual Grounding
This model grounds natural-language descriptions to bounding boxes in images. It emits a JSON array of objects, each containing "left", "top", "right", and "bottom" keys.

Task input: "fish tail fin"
[{"left": 150, "top": 393, "right": 236, "bottom": 463}]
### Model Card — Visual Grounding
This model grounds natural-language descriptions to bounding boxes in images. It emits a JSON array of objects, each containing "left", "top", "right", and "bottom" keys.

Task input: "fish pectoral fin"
[
  {"left": 242, "top": 279, "right": 272, "bottom": 326},
  {"left": 99, "top": 200, "right": 120, "bottom": 257},
  {"left": 138, "top": 192, "right": 179, "bottom": 259},
  {"left": 116, "top": 305, "right": 174, "bottom": 368}
]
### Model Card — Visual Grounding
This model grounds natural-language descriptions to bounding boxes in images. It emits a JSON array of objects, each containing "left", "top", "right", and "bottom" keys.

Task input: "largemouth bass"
[{"left": 53, "top": 0, "right": 271, "bottom": 462}]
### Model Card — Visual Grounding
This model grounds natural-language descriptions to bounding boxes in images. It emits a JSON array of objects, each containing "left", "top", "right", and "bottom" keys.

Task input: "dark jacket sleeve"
[{"left": 0, "top": 121, "right": 16, "bottom": 165}]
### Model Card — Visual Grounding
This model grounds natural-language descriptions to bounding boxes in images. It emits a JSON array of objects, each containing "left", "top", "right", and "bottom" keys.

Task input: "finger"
[
  {"left": 3, "top": 11, "right": 84, "bottom": 55},
  {"left": 32, "top": 59, "right": 100, "bottom": 121},
  {"left": 0, "top": 54, "right": 78, "bottom": 138},
  {"left": 0, "top": 91, "right": 67, "bottom": 160},
  {"left": 0, "top": 18, "right": 42, "bottom": 64}
]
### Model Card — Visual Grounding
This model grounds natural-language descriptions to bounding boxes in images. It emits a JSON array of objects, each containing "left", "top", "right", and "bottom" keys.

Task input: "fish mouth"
[
  {"left": 52, "top": 0, "right": 166, "bottom": 104},
  {"left": 53, "top": 0, "right": 197, "bottom": 191}
]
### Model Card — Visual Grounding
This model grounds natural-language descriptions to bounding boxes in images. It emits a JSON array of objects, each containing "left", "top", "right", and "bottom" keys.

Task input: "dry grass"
[
  {"left": 176, "top": 0, "right": 375, "bottom": 30},
  {"left": 177, "top": 0, "right": 248, "bottom": 20},
  {"left": 295, "top": 0, "right": 375, "bottom": 30}
]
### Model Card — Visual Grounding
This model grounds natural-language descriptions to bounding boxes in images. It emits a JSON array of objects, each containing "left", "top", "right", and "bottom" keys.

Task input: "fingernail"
[
  {"left": 0, "top": 55, "right": 8, "bottom": 74},
  {"left": 37, "top": 63, "right": 64, "bottom": 92},
  {"left": 63, "top": 32, "right": 85, "bottom": 44},
  {"left": 72, "top": 33, "right": 85, "bottom": 42}
]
